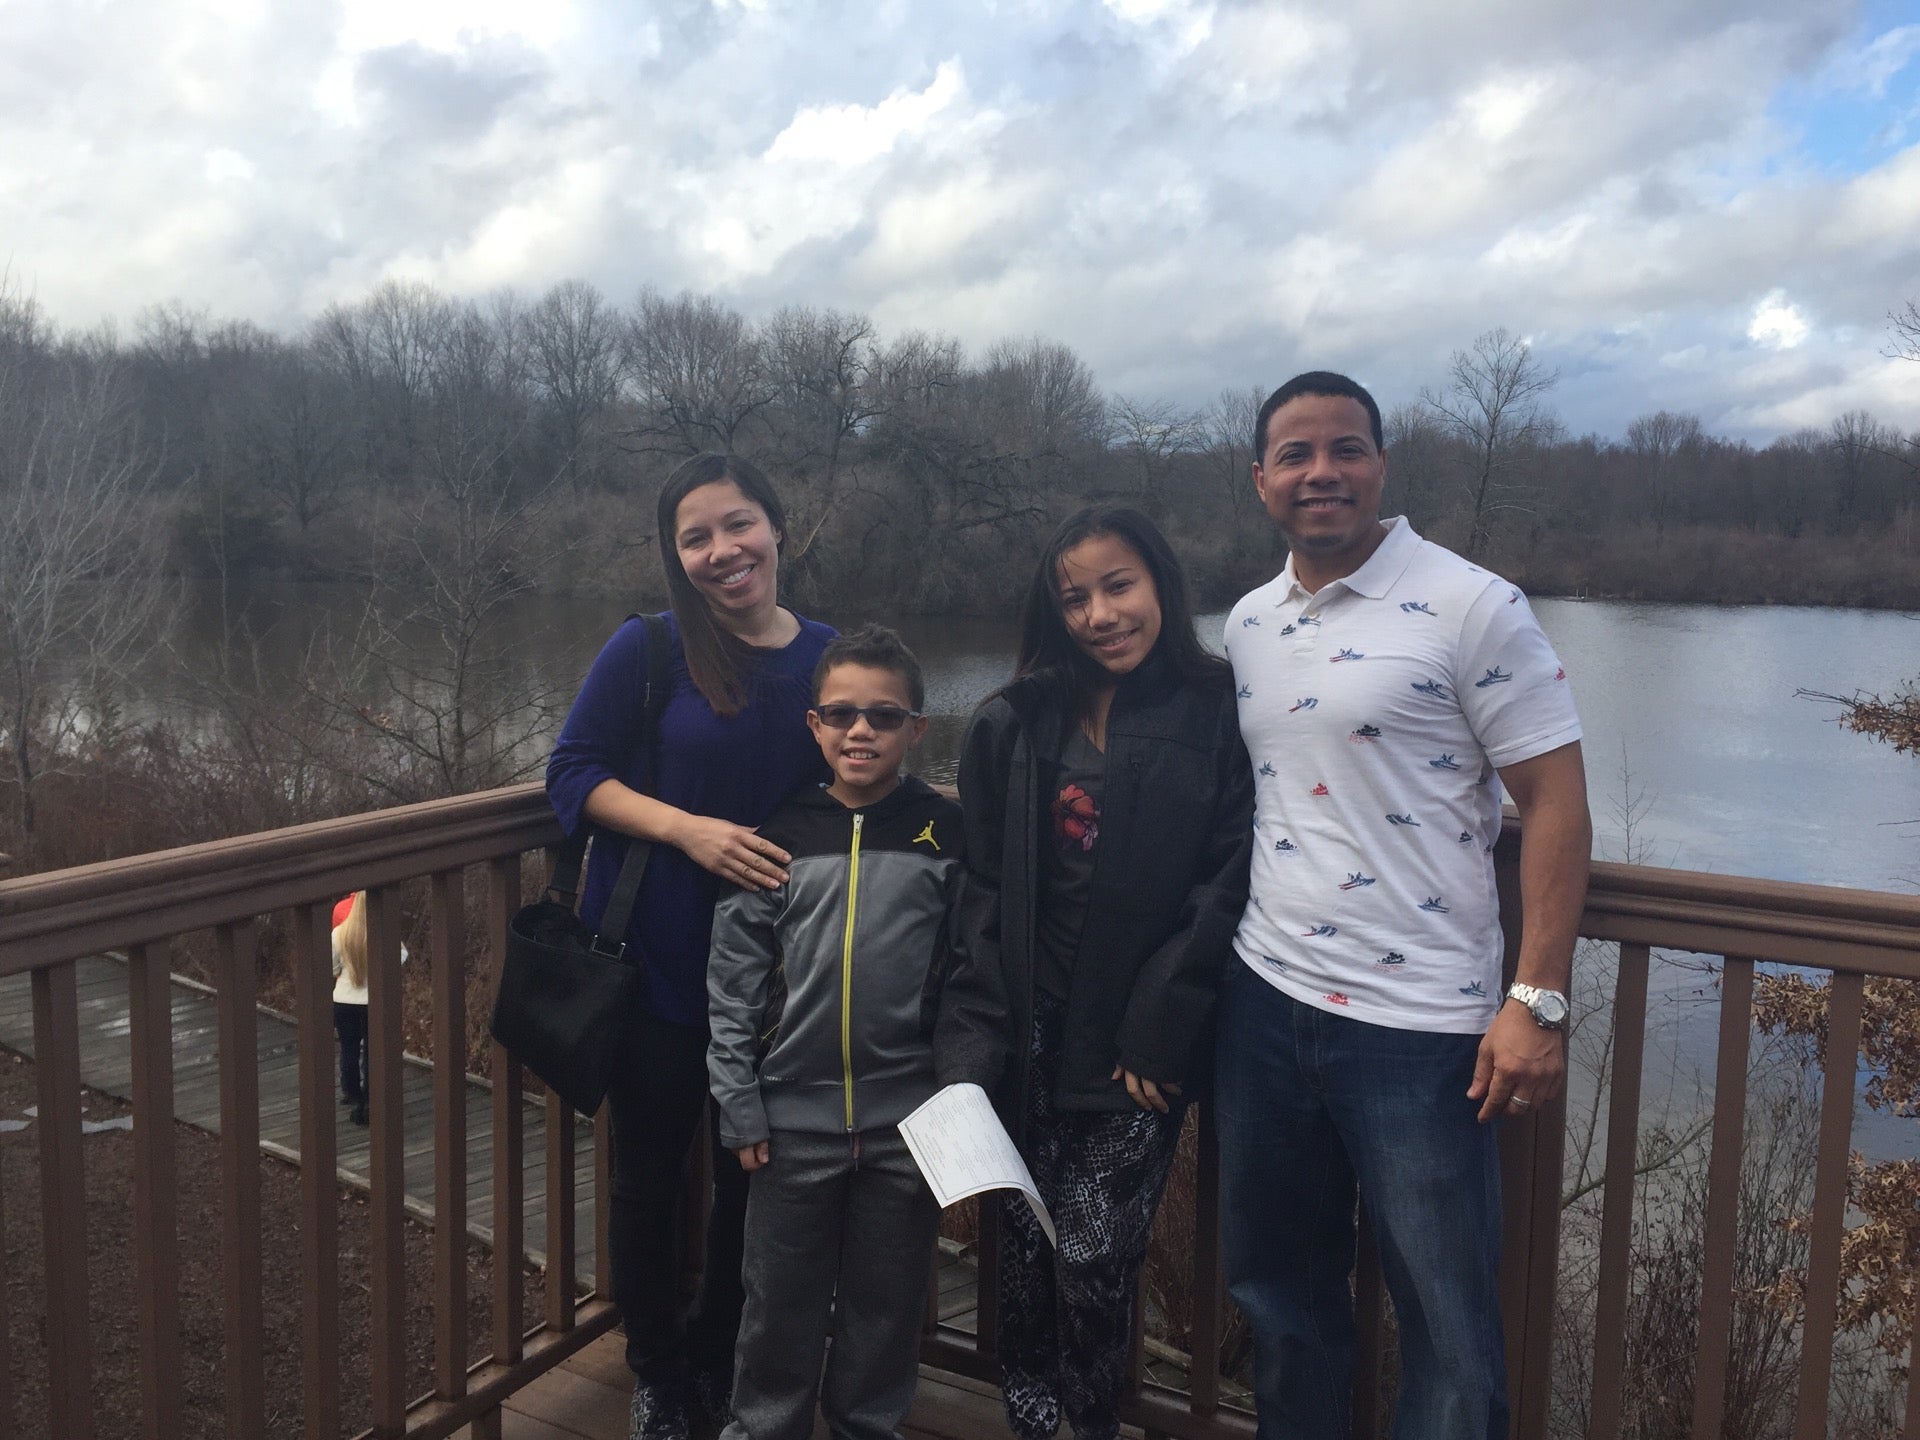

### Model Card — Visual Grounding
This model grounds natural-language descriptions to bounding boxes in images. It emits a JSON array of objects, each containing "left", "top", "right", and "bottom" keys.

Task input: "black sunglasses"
[{"left": 812, "top": 704, "right": 923, "bottom": 732}]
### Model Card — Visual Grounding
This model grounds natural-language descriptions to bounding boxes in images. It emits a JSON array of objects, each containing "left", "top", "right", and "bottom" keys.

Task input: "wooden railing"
[{"left": 3, "top": 785, "right": 1919, "bottom": 1439}]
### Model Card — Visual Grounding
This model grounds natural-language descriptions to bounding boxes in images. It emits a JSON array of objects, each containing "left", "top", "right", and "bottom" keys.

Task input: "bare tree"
[
  {"left": 1888, "top": 299, "right": 1920, "bottom": 363},
  {"left": 621, "top": 289, "right": 771, "bottom": 455},
  {"left": 1383, "top": 402, "right": 1450, "bottom": 532},
  {"left": 311, "top": 278, "right": 454, "bottom": 483},
  {"left": 978, "top": 337, "right": 1106, "bottom": 459},
  {"left": 0, "top": 344, "right": 168, "bottom": 837},
  {"left": 1203, "top": 385, "right": 1264, "bottom": 516},
  {"left": 1625, "top": 410, "right": 1704, "bottom": 533},
  {"left": 234, "top": 341, "right": 351, "bottom": 530},
  {"left": 1108, "top": 395, "right": 1203, "bottom": 497},
  {"left": 525, "top": 279, "right": 622, "bottom": 487},
  {"left": 1421, "top": 327, "right": 1559, "bottom": 560},
  {"left": 761, "top": 305, "right": 884, "bottom": 492}
]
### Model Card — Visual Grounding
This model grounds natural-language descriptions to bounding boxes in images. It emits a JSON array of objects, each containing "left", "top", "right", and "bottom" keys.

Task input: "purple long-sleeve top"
[{"left": 545, "top": 611, "right": 836, "bottom": 1028}]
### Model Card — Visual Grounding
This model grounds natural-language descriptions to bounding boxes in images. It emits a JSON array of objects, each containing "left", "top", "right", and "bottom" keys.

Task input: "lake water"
[{"left": 175, "top": 586, "right": 1920, "bottom": 889}]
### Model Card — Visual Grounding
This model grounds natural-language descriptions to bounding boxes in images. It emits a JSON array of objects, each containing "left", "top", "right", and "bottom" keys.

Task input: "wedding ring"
[{"left": 1509, "top": 1096, "right": 1531, "bottom": 1109}]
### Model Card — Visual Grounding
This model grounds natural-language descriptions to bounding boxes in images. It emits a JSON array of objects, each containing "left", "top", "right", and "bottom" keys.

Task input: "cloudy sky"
[{"left": 5, "top": 0, "right": 1919, "bottom": 441}]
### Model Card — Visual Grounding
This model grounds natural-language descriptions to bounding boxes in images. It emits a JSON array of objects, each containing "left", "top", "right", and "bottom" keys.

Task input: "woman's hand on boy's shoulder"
[
  {"left": 674, "top": 814, "right": 791, "bottom": 890},
  {"left": 734, "top": 1140, "right": 771, "bottom": 1172}
]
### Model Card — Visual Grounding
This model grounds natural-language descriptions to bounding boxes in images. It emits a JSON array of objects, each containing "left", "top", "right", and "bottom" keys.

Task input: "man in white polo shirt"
[{"left": 1215, "top": 371, "right": 1591, "bottom": 1440}]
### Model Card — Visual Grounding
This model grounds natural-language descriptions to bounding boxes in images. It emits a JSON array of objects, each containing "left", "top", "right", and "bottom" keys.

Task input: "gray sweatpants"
[{"left": 722, "top": 1127, "right": 941, "bottom": 1440}]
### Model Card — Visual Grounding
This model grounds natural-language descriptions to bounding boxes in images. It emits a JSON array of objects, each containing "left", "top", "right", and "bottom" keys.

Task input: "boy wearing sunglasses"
[{"left": 707, "top": 623, "right": 1006, "bottom": 1440}]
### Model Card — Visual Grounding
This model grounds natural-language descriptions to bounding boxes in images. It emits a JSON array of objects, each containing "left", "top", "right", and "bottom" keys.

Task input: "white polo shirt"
[{"left": 1224, "top": 518, "right": 1581, "bottom": 1034}]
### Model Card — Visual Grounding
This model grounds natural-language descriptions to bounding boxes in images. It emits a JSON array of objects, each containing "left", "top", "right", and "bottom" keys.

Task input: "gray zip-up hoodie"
[{"left": 707, "top": 776, "right": 1005, "bottom": 1150}]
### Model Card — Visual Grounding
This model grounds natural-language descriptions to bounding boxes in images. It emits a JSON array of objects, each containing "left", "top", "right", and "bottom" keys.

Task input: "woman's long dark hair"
[
  {"left": 1014, "top": 504, "right": 1229, "bottom": 722},
  {"left": 655, "top": 453, "right": 789, "bottom": 717}
]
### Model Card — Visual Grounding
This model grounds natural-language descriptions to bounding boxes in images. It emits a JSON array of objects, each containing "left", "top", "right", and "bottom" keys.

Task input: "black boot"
[{"left": 629, "top": 1376, "right": 691, "bottom": 1440}]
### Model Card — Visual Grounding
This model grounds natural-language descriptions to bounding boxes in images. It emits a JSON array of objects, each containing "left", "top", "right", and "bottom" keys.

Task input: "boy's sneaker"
[
  {"left": 630, "top": 1377, "right": 690, "bottom": 1440},
  {"left": 688, "top": 1364, "right": 733, "bottom": 1432}
]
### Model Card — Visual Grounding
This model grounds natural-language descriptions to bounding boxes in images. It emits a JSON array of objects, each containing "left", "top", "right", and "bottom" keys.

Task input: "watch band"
[{"left": 1506, "top": 982, "right": 1569, "bottom": 1030}]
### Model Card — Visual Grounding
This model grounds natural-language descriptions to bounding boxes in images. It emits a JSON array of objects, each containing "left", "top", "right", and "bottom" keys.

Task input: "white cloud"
[
  {"left": 202, "top": 148, "right": 255, "bottom": 184},
  {"left": 336, "top": 0, "right": 577, "bottom": 55},
  {"left": 1748, "top": 290, "right": 1811, "bottom": 350},
  {"left": 767, "top": 61, "right": 965, "bottom": 166}
]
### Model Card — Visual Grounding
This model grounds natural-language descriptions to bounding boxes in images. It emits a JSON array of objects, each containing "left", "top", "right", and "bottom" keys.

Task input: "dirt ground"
[{"left": 0, "top": 1047, "right": 551, "bottom": 1438}]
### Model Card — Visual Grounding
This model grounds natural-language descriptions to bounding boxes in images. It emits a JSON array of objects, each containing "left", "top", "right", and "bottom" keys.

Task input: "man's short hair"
[
  {"left": 1254, "top": 371, "right": 1385, "bottom": 460},
  {"left": 812, "top": 623, "right": 926, "bottom": 712}
]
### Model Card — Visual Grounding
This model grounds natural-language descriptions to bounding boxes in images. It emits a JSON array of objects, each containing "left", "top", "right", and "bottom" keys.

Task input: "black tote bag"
[{"left": 489, "top": 614, "right": 669, "bottom": 1115}]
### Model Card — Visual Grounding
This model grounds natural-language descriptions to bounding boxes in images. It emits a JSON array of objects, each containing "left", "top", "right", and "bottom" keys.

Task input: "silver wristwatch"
[{"left": 1505, "top": 983, "right": 1570, "bottom": 1031}]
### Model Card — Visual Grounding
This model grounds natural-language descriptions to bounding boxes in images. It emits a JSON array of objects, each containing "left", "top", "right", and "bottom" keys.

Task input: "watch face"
[{"left": 1535, "top": 991, "right": 1570, "bottom": 1026}]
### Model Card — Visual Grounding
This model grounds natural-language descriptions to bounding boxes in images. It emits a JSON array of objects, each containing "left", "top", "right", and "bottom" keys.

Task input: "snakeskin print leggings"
[{"left": 997, "top": 992, "right": 1186, "bottom": 1440}]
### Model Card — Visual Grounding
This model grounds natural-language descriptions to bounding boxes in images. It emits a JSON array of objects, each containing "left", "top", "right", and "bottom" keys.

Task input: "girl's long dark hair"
[
  {"left": 1014, "top": 504, "right": 1229, "bottom": 722},
  {"left": 655, "top": 453, "right": 789, "bottom": 717}
]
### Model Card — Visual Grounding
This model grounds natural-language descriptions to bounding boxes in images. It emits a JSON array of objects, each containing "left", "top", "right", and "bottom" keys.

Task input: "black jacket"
[
  {"left": 707, "top": 776, "right": 1005, "bottom": 1147},
  {"left": 957, "top": 656, "right": 1255, "bottom": 1120}
]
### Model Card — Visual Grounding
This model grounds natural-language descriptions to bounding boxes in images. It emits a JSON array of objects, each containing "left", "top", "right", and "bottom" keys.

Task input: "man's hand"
[
  {"left": 734, "top": 1140, "right": 771, "bottom": 1172},
  {"left": 1468, "top": 1002, "right": 1566, "bottom": 1123}
]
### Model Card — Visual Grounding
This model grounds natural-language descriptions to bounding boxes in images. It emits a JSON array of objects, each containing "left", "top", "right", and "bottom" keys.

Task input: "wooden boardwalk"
[
  {"left": 451, "top": 1328, "right": 1015, "bottom": 1440},
  {"left": 0, "top": 952, "right": 597, "bottom": 1280}
]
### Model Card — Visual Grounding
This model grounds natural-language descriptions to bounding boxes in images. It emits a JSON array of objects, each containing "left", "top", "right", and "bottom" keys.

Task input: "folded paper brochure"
[{"left": 898, "top": 1082, "right": 1056, "bottom": 1247}]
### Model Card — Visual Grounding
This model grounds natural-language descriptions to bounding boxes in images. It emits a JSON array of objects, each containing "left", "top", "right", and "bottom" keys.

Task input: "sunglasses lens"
[{"left": 815, "top": 705, "right": 913, "bottom": 731}]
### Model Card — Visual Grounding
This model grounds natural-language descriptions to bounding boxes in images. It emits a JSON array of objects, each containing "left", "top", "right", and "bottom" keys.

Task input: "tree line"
[{"left": 5, "top": 277, "right": 1918, "bottom": 611}]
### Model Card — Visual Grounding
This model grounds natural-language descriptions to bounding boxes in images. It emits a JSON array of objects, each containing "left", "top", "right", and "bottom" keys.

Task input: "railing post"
[
  {"left": 0, "top": 1108, "right": 11, "bottom": 1439},
  {"left": 1587, "top": 941, "right": 1650, "bottom": 1440},
  {"left": 431, "top": 868, "right": 471, "bottom": 1400},
  {"left": 128, "top": 940, "right": 185, "bottom": 1438},
  {"left": 1188, "top": 1104, "right": 1223, "bottom": 1419},
  {"left": 215, "top": 921, "right": 266, "bottom": 1437},
  {"left": 595, "top": 1105, "right": 613, "bottom": 1300},
  {"left": 487, "top": 854, "right": 526, "bottom": 1433},
  {"left": 366, "top": 885, "right": 408, "bottom": 1437},
  {"left": 1794, "top": 969, "right": 1867, "bottom": 1440},
  {"left": 293, "top": 900, "right": 341, "bottom": 1440},
  {"left": 1691, "top": 955, "right": 1753, "bottom": 1440},
  {"left": 33, "top": 960, "right": 92, "bottom": 1440},
  {"left": 545, "top": 1085, "right": 577, "bottom": 1331}
]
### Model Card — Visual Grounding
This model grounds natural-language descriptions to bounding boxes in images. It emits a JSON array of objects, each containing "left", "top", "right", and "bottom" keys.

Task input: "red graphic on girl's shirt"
[{"left": 1052, "top": 783, "right": 1100, "bottom": 852}]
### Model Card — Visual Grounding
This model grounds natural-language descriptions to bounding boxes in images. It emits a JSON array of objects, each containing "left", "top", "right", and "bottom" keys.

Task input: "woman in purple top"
[{"left": 547, "top": 453, "right": 834, "bottom": 1440}]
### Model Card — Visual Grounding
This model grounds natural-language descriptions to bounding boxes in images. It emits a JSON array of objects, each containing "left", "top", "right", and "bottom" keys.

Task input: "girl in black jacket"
[{"left": 958, "top": 505, "right": 1254, "bottom": 1440}]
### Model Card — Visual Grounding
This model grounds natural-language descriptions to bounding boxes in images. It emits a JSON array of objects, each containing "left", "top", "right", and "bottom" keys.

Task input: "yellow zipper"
[{"left": 840, "top": 812, "right": 864, "bottom": 1130}]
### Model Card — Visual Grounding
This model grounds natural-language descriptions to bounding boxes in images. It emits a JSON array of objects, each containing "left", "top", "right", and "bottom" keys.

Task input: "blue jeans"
[{"left": 1213, "top": 961, "right": 1507, "bottom": 1440}]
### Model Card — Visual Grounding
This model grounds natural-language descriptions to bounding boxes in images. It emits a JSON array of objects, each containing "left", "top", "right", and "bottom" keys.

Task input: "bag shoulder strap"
[{"left": 548, "top": 613, "right": 673, "bottom": 947}]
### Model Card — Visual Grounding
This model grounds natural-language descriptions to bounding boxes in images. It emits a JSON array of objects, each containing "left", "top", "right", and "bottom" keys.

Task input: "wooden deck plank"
[{"left": 450, "top": 1332, "right": 1026, "bottom": 1440}]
